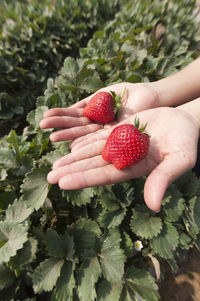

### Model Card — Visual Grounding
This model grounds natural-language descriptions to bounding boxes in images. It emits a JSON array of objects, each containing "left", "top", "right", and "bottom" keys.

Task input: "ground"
[{"left": 159, "top": 247, "right": 200, "bottom": 301}]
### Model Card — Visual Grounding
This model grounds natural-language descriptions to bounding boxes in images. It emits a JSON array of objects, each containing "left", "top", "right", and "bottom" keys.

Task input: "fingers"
[
  {"left": 53, "top": 140, "right": 107, "bottom": 168},
  {"left": 49, "top": 124, "right": 103, "bottom": 142},
  {"left": 43, "top": 107, "right": 84, "bottom": 118},
  {"left": 144, "top": 152, "right": 196, "bottom": 212},
  {"left": 70, "top": 128, "right": 112, "bottom": 151},
  {"left": 58, "top": 165, "right": 125, "bottom": 190},
  {"left": 48, "top": 155, "right": 109, "bottom": 184},
  {"left": 40, "top": 115, "right": 91, "bottom": 130},
  {"left": 56, "top": 155, "right": 152, "bottom": 190}
]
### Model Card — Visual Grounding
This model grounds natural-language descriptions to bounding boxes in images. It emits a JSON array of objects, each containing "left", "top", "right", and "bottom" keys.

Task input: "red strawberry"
[
  {"left": 102, "top": 118, "right": 150, "bottom": 170},
  {"left": 83, "top": 90, "right": 123, "bottom": 124}
]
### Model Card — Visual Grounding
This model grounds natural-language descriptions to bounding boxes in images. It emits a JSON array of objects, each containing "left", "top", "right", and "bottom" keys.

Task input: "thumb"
[{"left": 144, "top": 153, "right": 195, "bottom": 212}]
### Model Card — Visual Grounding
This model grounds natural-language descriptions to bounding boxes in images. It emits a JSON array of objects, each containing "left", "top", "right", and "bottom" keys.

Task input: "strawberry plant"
[
  {"left": 0, "top": 0, "right": 200, "bottom": 300},
  {"left": 0, "top": 0, "right": 123, "bottom": 136}
]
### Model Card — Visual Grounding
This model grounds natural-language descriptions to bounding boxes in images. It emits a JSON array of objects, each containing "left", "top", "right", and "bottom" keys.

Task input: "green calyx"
[
  {"left": 110, "top": 86, "right": 126, "bottom": 113},
  {"left": 134, "top": 116, "right": 150, "bottom": 137}
]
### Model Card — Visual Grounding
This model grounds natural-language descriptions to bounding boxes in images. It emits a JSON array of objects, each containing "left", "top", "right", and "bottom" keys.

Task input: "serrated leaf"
[
  {"left": 120, "top": 266, "right": 160, "bottom": 301},
  {"left": 150, "top": 223, "right": 179, "bottom": 259},
  {"left": 175, "top": 171, "right": 200, "bottom": 197},
  {"left": 0, "top": 221, "right": 28, "bottom": 264},
  {"left": 100, "top": 207, "right": 126, "bottom": 229},
  {"left": 162, "top": 187, "right": 185, "bottom": 222},
  {"left": 45, "top": 229, "right": 74, "bottom": 259},
  {"left": 179, "top": 231, "right": 192, "bottom": 250},
  {"left": 9, "top": 237, "right": 37, "bottom": 270},
  {"left": 97, "top": 279, "right": 123, "bottom": 301},
  {"left": 188, "top": 196, "right": 200, "bottom": 227},
  {"left": 0, "top": 264, "right": 15, "bottom": 290},
  {"left": 27, "top": 106, "right": 48, "bottom": 129},
  {"left": 6, "top": 130, "right": 20, "bottom": 161},
  {"left": 79, "top": 75, "right": 104, "bottom": 92},
  {"left": 184, "top": 196, "right": 200, "bottom": 237},
  {"left": 0, "top": 191, "right": 16, "bottom": 211},
  {"left": 32, "top": 258, "right": 64, "bottom": 293},
  {"left": 63, "top": 57, "right": 79, "bottom": 78},
  {"left": 39, "top": 149, "right": 64, "bottom": 166},
  {"left": 68, "top": 219, "right": 101, "bottom": 256},
  {"left": 66, "top": 188, "right": 95, "bottom": 206},
  {"left": 6, "top": 198, "right": 33, "bottom": 223},
  {"left": 20, "top": 166, "right": 50, "bottom": 210},
  {"left": 54, "top": 261, "right": 75, "bottom": 301},
  {"left": 77, "top": 256, "right": 101, "bottom": 301},
  {"left": 100, "top": 229, "right": 125, "bottom": 282},
  {"left": 0, "top": 147, "right": 17, "bottom": 169},
  {"left": 130, "top": 209, "right": 162, "bottom": 239},
  {"left": 121, "top": 232, "right": 134, "bottom": 258}
]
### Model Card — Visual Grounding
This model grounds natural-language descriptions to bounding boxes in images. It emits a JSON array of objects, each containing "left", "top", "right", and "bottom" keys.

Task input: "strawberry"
[
  {"left": 102, "top": 117, "right": 150, "bottom": 170},
  {"left": 83, "top": 90, "right": 123, "bottom": 124}
]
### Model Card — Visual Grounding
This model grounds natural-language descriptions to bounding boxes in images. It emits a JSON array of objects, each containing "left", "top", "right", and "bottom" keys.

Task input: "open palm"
[
  {"left": 47, "top": 106, "right": 199, "bottom": 212},
  {"left": 39, "top": 82, "right": 159, "bottom": 142}
]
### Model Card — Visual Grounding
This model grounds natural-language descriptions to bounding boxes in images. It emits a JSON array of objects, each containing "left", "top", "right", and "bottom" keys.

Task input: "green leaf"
[
  {"left": 150, "top": 223, "right": 179, "bottom": 259},
  {"left": 39, "top": 149, "right": 64, "bottom": 166},
  {"left": 68, "top": 219, "right": 101, "bottom": 256},
  {"left": 97, "top": 279, "right": 123, "bottom": 301},
  {"left": 120, "top": 266, "right": 160, "bottom": 301},
  {"left": 100, "top": 229, "right": 125, "bottom": 282},
  {"left": 184, "top": 196, "right": 200, "bottom": 237},
  {"left": 100, "top": 207, "right": 126, "bottom": 229},
  {"left": 0, "top": 147, "right": 17, "bottom": 169},
  {"left": 121, "top": 232, "right": 134, "bottom": 258},
  {"left": 77, "top": 256, "right": 101, "bottom": 301},
  {"left": 162, "top": 186, "right": 185, "bottom": 222},
  {"left": 45, "top": 229, "right": 74, "bottom": 259},
  {"left": 0, "top": 221, "right": 28, "bottom": 264},
  {"left": 6, "top": 130, "right": 20, "bottom": 161},
  {"left": 9, "top": 237, "right": 37, "bottom": 270},
  {"left": 175, "top": 171, "right": 200, "bottom": 197},
  {"left": 63, "top": 57, "right": 79, "bottom": 78},
  {"left": 0, "top": 191, "right": 16, "bottom": 211},
  {"left": 6, "top": 198, "right": 33, "bottom": 223},
  {"left": 54, "top": 261, "right": 75, "bottom": 301},
  {"left": 20, "top": 166, "right": 50, "bottom": 210},
  {"left": 0, "top": 264, "right": 15, "bottom": 290},
  {"left": 66, "top": 188, "right": 95, "bottom": 206},
  {"left": 79, "top": 75, "right": 104, "bottom": 92},
  {"left": 130, "top": 209, "right": 163, "bottom": 239},
  {"left": 32, "top": 257, "right": 64, "bottom": 293},
  {"left": 179, "top": 231, "right": 192, "bottom": 250},
  {"left": 27, "top": 106, "right": 48, "bottom": 129}
]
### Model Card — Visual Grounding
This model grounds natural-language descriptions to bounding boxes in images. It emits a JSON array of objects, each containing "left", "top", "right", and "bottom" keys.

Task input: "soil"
[{"left": 159, "top": 247, "right": 200, "bottom": 301}]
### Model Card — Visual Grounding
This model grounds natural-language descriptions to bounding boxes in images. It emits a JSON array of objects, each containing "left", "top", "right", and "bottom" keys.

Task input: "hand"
[
  {"left": 47, "top": 106, "right": 199, "bottom": 212},
  {"left": 39, "top": 82, "right": 159, "bottom": 142}
]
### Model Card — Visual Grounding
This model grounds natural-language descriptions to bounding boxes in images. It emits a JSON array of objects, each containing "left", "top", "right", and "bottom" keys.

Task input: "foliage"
[
  {"left": 0, "top": 0, "right": 122, "bottom": 135},
  {"left": 0, "top": 0, "right": 200, "bottom": 300}
]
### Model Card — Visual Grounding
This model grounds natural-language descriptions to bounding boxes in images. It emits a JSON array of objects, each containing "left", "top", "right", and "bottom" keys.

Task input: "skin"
[
  {"left": 40, "top": 58, "right": 200, "bottom": 212},
  {"left": 39, "top": 82, "right": 160, "bottom": 141},
  {"left": 46, "top": 105, "right": 199, "bottom": 212}
]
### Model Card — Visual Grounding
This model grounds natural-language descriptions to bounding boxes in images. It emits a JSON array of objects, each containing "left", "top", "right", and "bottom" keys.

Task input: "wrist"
[
  {"left": 151, "top": 58, "right": 200, "bottom": 107},
  {"left": 178, "top": 98, "right": 200, "bottom": 134}
]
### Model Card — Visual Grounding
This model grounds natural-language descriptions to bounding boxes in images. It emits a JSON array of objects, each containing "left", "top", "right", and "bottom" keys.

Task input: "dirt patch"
[{"left": 159, "top": 247, "right": 200, "bottom": 301}]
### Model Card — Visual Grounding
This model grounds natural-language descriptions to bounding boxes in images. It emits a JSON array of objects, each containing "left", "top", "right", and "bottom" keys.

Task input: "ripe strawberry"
[
  {"left": 83, "top": 90, "right": 123, "bottom": 124},
  {"left": 102, "top": 118, "right": 150, "bottom": 170}
]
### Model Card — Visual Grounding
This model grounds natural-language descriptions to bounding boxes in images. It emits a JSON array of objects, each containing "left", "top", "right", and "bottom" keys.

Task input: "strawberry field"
[{"left": 0, "top": 0, "right": 200, "bottom": 300}]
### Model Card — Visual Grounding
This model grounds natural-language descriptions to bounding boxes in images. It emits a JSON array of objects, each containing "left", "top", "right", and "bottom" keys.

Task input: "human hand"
[
  {"left": 39, "top": 82, "right": 159, "bottom": 142},
  {"left": 47, "top": 106, "right": 199, "bottom": 212}
]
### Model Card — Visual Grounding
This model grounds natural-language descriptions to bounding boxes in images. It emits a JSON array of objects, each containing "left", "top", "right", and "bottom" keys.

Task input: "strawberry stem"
[
  {"left": 110, "top": 86, "right": 126, "bottom": 113},
  {"left": 134, "top": 116, "right": 150, "bottom": 136}
]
